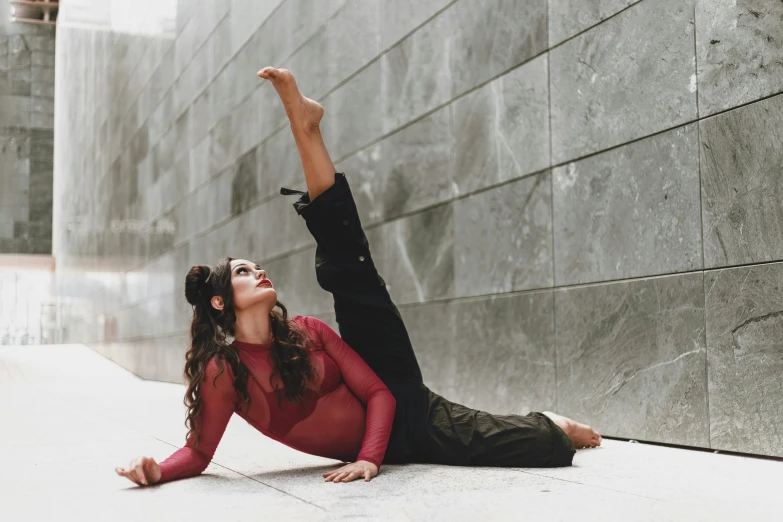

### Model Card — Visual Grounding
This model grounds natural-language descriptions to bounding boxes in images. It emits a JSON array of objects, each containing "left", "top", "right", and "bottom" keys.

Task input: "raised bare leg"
[
  {"left": 542, "top": 411, "right": 603, "bottom": 449},
  {"left": 257, "top": 66, "right": 335, "bottom": 201}
]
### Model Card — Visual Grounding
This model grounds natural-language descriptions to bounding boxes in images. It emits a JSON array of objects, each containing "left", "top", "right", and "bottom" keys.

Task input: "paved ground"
[{"left": 1, "top": 344, "right": 781, "bottom": 521}]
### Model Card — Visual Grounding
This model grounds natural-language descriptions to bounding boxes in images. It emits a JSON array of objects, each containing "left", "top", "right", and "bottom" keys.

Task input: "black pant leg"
[
  {"left": 415, "top": 390, "right": 576, "bottom": 468},
  {"left": 281, "top": 172, "right": 423, "bottom": 385}
]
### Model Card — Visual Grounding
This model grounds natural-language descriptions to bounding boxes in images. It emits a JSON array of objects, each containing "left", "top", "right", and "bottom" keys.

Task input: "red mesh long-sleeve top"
[{"left": 156, "top": 315, "right": 396, "bottom": 484}]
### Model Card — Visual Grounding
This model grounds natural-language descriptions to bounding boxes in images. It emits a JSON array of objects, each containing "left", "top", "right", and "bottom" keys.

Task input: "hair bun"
[{"left": 185, "top": 265, "right": 211, "bottom": 306}]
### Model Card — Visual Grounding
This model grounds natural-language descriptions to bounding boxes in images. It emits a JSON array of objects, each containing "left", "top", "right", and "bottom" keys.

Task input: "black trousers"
[{"left": 281, "top": 173, "right": 576, "bottom": 468}]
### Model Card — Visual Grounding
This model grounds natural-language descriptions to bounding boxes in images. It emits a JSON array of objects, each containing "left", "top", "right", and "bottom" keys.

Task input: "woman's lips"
[{"left": 257, "top": 280, "right": 273, "bottom": 288}]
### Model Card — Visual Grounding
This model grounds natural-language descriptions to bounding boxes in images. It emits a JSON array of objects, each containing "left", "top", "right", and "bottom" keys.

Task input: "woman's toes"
[{"left": 257, "top": 66, "right": 276, "bottom": 79}]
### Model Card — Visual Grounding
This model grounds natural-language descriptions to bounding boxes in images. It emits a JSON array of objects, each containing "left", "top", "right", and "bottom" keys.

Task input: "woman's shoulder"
[
  {"left": 291, "top": 315, "right": 326, "bottom": 348},
  {"left": 200, "top": 353, "right": 237, "bottom": 391}
]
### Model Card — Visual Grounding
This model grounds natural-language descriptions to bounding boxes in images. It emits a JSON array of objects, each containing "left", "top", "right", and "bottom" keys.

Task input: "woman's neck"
[{"left": 233, "top": 310, "right": 273, "bottom": 345}]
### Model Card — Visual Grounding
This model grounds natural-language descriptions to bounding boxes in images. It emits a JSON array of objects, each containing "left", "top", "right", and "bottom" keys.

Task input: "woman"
[{"left": 115, "top": 67, "right": 601, "bottom": 487}]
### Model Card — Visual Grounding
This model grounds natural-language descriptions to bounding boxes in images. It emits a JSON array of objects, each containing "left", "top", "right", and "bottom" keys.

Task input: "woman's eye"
[{"left": 238, "top": 267, "right": 247, "bottom": 273}]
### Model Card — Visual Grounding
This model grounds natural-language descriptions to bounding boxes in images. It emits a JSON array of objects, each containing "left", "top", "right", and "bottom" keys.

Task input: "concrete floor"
[{"left": 1, "top": 344, "right": 780, "bottom": 522}]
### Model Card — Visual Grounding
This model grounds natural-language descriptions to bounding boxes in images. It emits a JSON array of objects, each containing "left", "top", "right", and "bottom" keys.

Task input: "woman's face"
[{"left": 226, "top": 258, "right": 277, "bottom": 312}]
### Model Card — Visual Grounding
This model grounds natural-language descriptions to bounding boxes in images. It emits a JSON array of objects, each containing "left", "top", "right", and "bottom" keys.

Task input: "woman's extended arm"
[
  {"left": 156, "top": 356, "right": 238, "bottom": 484},
  {"left": 305, "top": 316, "right": 396, "bottom": 469}
]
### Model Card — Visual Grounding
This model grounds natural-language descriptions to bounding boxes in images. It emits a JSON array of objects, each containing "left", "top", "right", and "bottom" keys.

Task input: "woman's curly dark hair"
[{"left": 182, "top": 256, "right": 315, "bottom": 448}]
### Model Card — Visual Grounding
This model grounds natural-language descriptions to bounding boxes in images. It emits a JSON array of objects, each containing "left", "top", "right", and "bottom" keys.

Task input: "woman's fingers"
[
  {"left": 323, "top": 464, "right": 374, "bottom": 483},
  {"left": 115, "top": 466, "right": 138, "bottom": 485},
  {"left": 134, "top": 459, "right": 148, "bottom": 485},
  {"left": 116, "top": 458, "right": 148, "bottom": 486}
]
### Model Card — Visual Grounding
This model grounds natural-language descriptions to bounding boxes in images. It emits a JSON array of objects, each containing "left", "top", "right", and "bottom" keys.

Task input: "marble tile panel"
[
  {"left": 284, "top": 26, "right": 329, "bottom": 100},
  {"left": 149, "top": 46, "right": 175, "bottom": 110},
  {"left": 553, "top": 123, "right": 702, "bottom": 286},
  {"left": 696, "top": 0, "right": 783, "bottom": 117},
  {"left": 173, "top": 108, "right": 190, "bottom": 162},
  {"left": 230, "top": 43, "right": 264, "bottom": 114},
  {"left": 135, "top": 333, "right": 191, "bottom": 382},
  {"left": 324, "top": 0, "right": 381, "bottom": 94},
  {"left": 255, "top": 79, "right": 288, "bottom": 141},
  {"left": 700, "top": 92, "right": 783, "bottom": 268},
  {"left": 129, "top": 126, "right": 149, "bottom": 165},
  {"left": 381, "top": 0, "right": 452, "bottom": 50},
  {"left": 549, "top": 0, "right": 698, "bottom": 164},
  {"left": 263, "top": 246, "right": 334, "bottom": 317},
  {"left": 450, "top": 54, "right": 550, "bottom": 197},
  {"left": 705, "top": 262, "right": 783, "bottom": 457},
  {"left": 206, "top": 14, "right": 232, "bottom": 83},
  {"left": 188, "top": 89, "right": 210, "bottom": 150},
  {"left": 334, "top": 143, "right": 383, "bottom": 226},
  {"left": 123, "top": 245, "right": 189, "bottom": 309},
  {"left": 258, "top": 125, "right": 301, "bottom": 200},
  {"left": 207, "top": 113, "right": 234, "bottom": 176},
  {"left": 176, "top": 162, "right": 233, "bottom": 246},
  {"left": 230, "top": 148, "right": 260, "bottom": 218},
  {"left": 398, "top": 300, "right": 457, "bottom": 399},
  {"left": 174, "top": 12, "right": 199, "bottom": 79},
  {"left": 253, "top": 193, "right": 313, "bottom": 262},
  {"left": 157, "top": 125, "right": 177, "bottom": 176},
  {"left": 450, "top": 0, "right": 547, "bottom": 98},
  {"left": 227, "top": 88, "right": 264, "bottom": 161},
  {"left": 454, "top": 171, "right": 553, "bottom": 298},
  {"left": 228, "top": 0, "right": 278, "bottom": 57},
  {"left": 30, "top": 81, "right": 54, "bottom": 99},
  {"left": 381, "top": 6, "right": 452, "bottom": 133},
  {"left": 286, "top": 0, "right": 345, "bottom": 56},
  {"left": 375, "top": 202, "right": 455, "bottom": 305},
  {"left": 187, "top": 134, "right": 212, "bottom": 192},
  {"left": 325, "top": 59, "right": 383, "bottom": 160},
  {"left": 208, "top": 66, "right": 235, "bottom": 131},
  {"left": 0, "top": 95, "right": 30, "bottom": 127},
  {"left": 449, "top": 290, "right": 557, "bottom": 415},
  {"left": 555, "top": 272, "right": 710, "bottom": 447},
  {"left": 242, "top": 2, "right": 291, "bottom": 70},
  {"left": 378, "top": 106, "right": 454, "bottom": 220}
]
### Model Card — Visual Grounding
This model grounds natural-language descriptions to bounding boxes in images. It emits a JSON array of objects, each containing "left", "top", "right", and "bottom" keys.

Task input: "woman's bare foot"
[
  {"left": 257, "top": 66, "right": 324, "bottom": 133},
  {"left": 542, "top": 411, "right": 602, "bottom": 449}
]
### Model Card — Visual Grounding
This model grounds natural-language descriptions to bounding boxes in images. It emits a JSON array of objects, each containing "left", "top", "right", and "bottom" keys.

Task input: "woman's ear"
[{"left": 211, "top": 295, "right": 224, "bottom": 311}]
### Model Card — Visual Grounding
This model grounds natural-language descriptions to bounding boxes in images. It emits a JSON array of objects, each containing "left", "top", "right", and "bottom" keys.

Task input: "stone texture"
[
  {"left": 450, "top": 291, "right": 557, "bottom": 415},
  {"left": 450, "top": 0, "right": 548, "bottom": 98},
  {"left": 380, "top": 0, "right": 452, "bottom": 50},
  {"left": 454, "top": 171, "right": 553, "bottom": 297},
  {"left": 548, "top": 0, "right": 638, "bottom": 47},
  {"left": 324, "top": 0, "right": 381, "bottom": 94},
  {"left": 378, "top": 107, "right": 454, "bottom": 220},
  {"left": 705, "top": 262, "right": 783, "bottom": 457},
  {"left": 450, "top": 54, "right": 550, "bottom": 197},
  {"left": 381, "top": 7, "right": 452, "bottom": 133},
  {"left": 324, "top": 59, "right": 383, "bottom": 160},
  {"left": 373, "top": 203, "right": 455, "bottom": 305},
  {"left": 695, "top": 0, "right": 783, "bottom": 117},
  {"left": 700, "top": 92, "right": 783, "bottom": 269},
  {"left": 397, "top": 300, "right": 458, "bottom": 399},
  {"left": 553, "top": 123, "right": 703, "bottom": 286},
  {"left": 555, "top": 272, "right": 709, "bottom": 447},
  {"left": 0, "top": 22, "right": 54, "bottom": 254},
  {"left": 549, "top": 0, "right": 698, "bottom": 164}
]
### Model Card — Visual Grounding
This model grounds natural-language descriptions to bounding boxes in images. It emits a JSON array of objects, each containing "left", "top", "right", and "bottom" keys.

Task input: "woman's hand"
[
  {"left": 323, "top": 460, "right": 378, "bottom": 483},
  {"left": 115, "top": 456, "right": 161, "bottom": 486}
]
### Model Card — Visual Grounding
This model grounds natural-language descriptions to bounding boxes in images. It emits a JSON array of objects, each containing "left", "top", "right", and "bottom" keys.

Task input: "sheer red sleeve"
[
  {"left": 305, "top": 316, "right": 396, "bottom": 469},
  {"left": 157, "top": 356, "right": 238, "bottom": 484}
]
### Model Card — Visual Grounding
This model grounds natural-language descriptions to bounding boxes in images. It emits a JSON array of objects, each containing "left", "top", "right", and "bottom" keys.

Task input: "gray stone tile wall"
[
  {"left": 53, "top": 0, "right": 783, "bottom": 457},
  {"left": 0, "top": 22, "right": 55, "bottom": 254}
]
